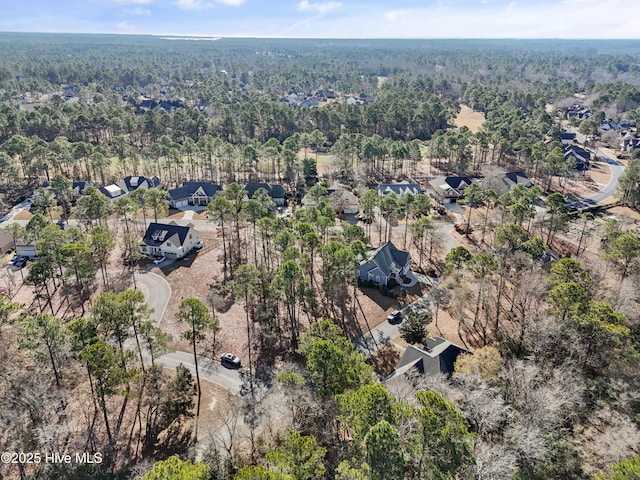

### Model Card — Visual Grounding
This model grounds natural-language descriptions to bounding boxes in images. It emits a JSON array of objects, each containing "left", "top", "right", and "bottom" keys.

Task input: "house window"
[
  {"left": 376, "top": 276, "right": 380, "bottom": 283},
  {"left": 166, "top": 242, "right": 172, "bottom": 247}
]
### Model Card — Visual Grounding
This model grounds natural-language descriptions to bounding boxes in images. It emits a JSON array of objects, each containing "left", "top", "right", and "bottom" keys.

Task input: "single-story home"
[
  {"left": 245, "top": 183, "right": 286, "bottom": 207},
  {"left": 358, "top": 241, "right": 414, "bottom": 286},
  {"left": 139, "top": 221, "right": 200, "bottom": 259},
  {"left": 166, "top": 182, "right": 222, "bottom": 208},
  {"left": 502, "top": 171, "right": 533, "bottom": 189},
  {"left": 385, "top": 338, "right": 469, "bottom": 381},
  {"left": 428, "top": 176, "right": 474, "bottom": 203},
  {"left": 0, "top": 230, "right": 13, "bottom": 255},
  {"left": 377, "top": 182, "right": 424, "bottom": 197},
  {"left": 100, "top": 175, "right": 161, "bottom": 200}
]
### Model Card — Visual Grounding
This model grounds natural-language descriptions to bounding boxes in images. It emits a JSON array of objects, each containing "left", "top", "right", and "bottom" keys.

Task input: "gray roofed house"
[
  {"left": 428, "top": 176, "right": 474, "bottom": 202},
  {"left": 502, "top": 171, "right": 533, "bottom": 189},
  {"left": 358, "top": 241, "right": 415, "bottom": 286},
  {"left": 386, "top": 338, "right": 469, "bottom": 381},
  {"left": 100, "top": 175, "right": 161, "bottom": 199},
  {"left": 245, "top": 183, "right": 286, "bottom": 206},
  {"left": 139, "top": 221, "right": 200, "bottom": 259},
  {"left": 72, "top": 181, "right": 91, "bottom": 199},
  {"left": 166, "top": 182, "right": 222, "bottom": 208},
  {"left": 377, "top": 182, "right": 424, "bottom": 197}
]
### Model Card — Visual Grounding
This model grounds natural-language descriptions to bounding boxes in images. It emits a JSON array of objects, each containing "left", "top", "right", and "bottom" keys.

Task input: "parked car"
[
  {"left": 14, "top": 256, "right": 28, "bottom": 269},
  {"left": 221, "top": 353, "right": 241, "bottom": 368},
  {"left": 8, "top": 254, "right": 19, "bottom": 265},
  {"left": 387, "top": 310, "right": 403, "bottom": 324},
  {"left": 153, "top": 256, "right": 166, "bottom": 265},
  {"left": 194, "top": 240, "right": 205, "bottom": 250}
]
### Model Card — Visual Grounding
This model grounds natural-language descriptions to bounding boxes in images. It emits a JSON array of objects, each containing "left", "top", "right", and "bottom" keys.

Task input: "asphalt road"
[
  {"left": 588, "top": 152, "right": 624, "bottom": 204},
  {"left": 134, "top": 271, "right": 243, "bottom": 395}
]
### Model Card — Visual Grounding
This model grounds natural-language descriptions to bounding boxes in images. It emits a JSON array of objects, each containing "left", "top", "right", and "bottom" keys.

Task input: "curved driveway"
[
  {"left": 134, "top": 271, "right": 242, "bottom": 394},
  {"left": 588, "top": 151, "right": 624, "bottom": 204}
]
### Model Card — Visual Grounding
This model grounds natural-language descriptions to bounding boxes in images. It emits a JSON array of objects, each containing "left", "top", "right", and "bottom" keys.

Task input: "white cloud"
[
  {"left": 175, "top": 0, "right": 212, "bottom": 10},
  {"left": 116, "top": 21, "right": 135, "bottom": 30},
  {"left": 298, "top": 0, "right": 342, "bottom": 14},
  {"left": 215, "top": 0, "right": 246, "bottom": 5},
  {"left": 125, "top": 7, "right": 151, "bottom": 16},
  {"left": 384, "top": 10, "right": 408, "bottom": 22},
  {"left": 109, "top": 0, "right": 152, "bottom": 5}
]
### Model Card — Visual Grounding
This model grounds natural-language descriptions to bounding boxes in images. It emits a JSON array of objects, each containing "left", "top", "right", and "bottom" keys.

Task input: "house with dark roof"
[
  {"left": 560, "top": 132, "right": 577, "bottom": 145},
  {"left": 377, "top": 182, "right": 424, "bottom": 197},
  {"left": 139, "top": 221, "right": 200, "bottom": 259},
  {"left": 428, "top": 176, "right": 474, "bottom": 202},
  {"left": 385, "top": 338, "right": 469, "bottom": 381},
  {"left": 502, "top": 171, "right": 533, "bottom": 189},
  {"left": 166, "top": 182, "right": 222, "bottom": 208},
  {"left": 245, "top": 183, "right": 286, "bottom": 206},
  {"left": 99, "top": 175, "right": 161, "bottom": 199},
  {"left": 358, "top": 241, "right": 415, "bottom": 286},
  {"left": 72, "top": 181, "right": 91, "bottom": 199},
  {"left": 563, "top": 145, "right": 591, "bottom": 171}
]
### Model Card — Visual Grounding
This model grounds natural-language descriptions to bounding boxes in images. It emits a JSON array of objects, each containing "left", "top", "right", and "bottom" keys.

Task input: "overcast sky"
[{"left": 2, "top": 0, "right": 639, "bottom": 39}]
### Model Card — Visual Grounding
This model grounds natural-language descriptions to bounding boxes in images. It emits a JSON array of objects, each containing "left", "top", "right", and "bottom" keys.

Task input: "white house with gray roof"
[
  {"left": 358, "top": 241, "right": 415, "bottom": 286},
  {"left": 139, "top": 221, "right": 200, "bottom": 259}
]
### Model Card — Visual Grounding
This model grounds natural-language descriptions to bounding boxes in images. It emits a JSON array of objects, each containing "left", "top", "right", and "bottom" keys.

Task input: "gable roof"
[
  {"left": 167, "top": 182, "right": 222, "bottom": 201},
  {"left": 142, "top": 221, "right": 193, "bottom": 248},
  {"left": 503, "top": 171, "right": 533, "bottom": 188},
  {"left": 388, "top": 338, "right": 468, "bottom": 380},
  {"left": 245, "top": 183, "right": 285, "bottom": 200},
  {"left": 362, "top": 242, "right": 409, "bottom": 277},
  {"left": 377, "top": 182, "right": 424, "bottom": 196}
]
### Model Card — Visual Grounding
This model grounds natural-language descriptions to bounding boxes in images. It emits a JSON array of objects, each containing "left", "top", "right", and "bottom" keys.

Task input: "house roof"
[
  {"left": 245, "top": 183, "right": 285, "bottom": 200},
  {"left": 429, "top": 176, "right": 474, "bottom": 195},
  {"left": 0, "top": 230, "right": 13, "bottom": 248},
  {"left": 361, "top": 242, "right": 409, "bottom": 278},
  {"left": 167, "top": 182, "right": 222, "bottom": 201},
  {"left": 377, "top": 182, "right": 424, "bottom": 196},
  {"left": 72, "top": 181, "right": 90, "bottom": 192},
  {"left": 503, "top": 171, "right": 533, "bottom": 188},
  {"left": 101, "top": 176, "right": 161, "bottom": 198},
  {"left": 388, "top": 339, "right": 468, "bottom": 380},
  {"left": 141, "top": 221, "right": 193, "bottom": 248}
]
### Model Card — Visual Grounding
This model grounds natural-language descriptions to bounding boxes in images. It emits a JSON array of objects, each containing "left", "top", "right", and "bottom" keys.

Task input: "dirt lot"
[{"left": 453, "top": 104, "right": 486, "bottom": 133}]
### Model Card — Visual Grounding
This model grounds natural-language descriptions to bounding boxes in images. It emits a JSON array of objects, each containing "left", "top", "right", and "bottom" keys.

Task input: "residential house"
[
  {"left": 377, "top": 182, "right": 424, "bottom": 197},
  {"left": 330, "top": 188, "right": 359, "bottom": 215},
  {"left": 428, "top": 176, "right": 474, "bottom": 203},
  {"left": 620, "top": 131, "right": 639, "bottom": 153},
  {"left": 386, "top": 338, "right": 469, "bottom": 381},
  {"left": 302, "top": 182, "right": 359, "bottom": 214},
  {"left": 245, "top": 183, "right": 286, "bottom": 207},
  {"left": 0, "top": 230, "right": 13, "bottom": 255},
  {"left": 559, "top": 132, "right": 577, "bottom": 145},
  {"left": 139, "top": 221, "right": 200, "bottom": 259},
  {"left": 502, "top": 171, "right": 533, "bottom": 189},
  {"left": 566, "top": 105, "right": 591, "bottom": 120},
  {"left": 72, "top": 181, "right": 91, "bottom": 200},
  {"left": 166, "top": 182, "right": 222, "bottom": 208},
  {"left": 358, "top": 241, "right": 414, "bottom": 286},
  {"left": 99, "top": 175, "right": 161, "bottom": 200},
  {"left": 563, "top": 145, "right": 591, "bottom": 171}
]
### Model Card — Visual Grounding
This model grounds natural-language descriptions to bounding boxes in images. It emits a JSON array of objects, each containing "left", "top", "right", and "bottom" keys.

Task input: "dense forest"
[{"left": 0, "top": 34, "right": 639, "bottom": 480}]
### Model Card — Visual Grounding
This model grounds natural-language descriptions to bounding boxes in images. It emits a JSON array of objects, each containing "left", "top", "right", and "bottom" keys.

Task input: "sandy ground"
[{"left": 453, "top": 105, "right": 486, "bottom": 133}]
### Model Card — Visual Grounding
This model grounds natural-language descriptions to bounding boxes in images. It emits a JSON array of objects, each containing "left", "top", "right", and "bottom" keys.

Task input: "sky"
[{"left": 1, "top": 0, "right": 639, "bottom": 39}]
